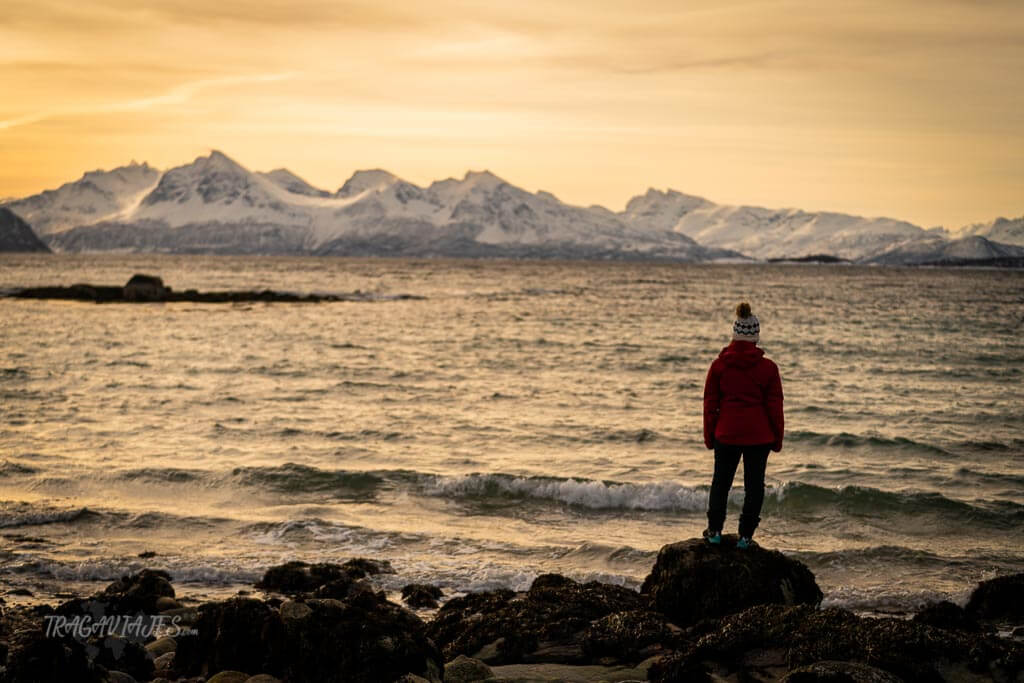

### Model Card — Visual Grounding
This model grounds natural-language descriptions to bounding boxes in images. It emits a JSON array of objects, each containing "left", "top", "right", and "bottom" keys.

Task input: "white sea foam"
[
  {"left": 422, "top": 473, "right": 708, "bottom": 511},
  {"left": 41, "top": 558, "right": 261, "bottom": 585},
  {"left": 0, "top": 506, "right": 94, "bottom": 528}
]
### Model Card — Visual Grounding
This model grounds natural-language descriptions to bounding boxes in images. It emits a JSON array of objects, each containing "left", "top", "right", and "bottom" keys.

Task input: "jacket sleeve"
[
  {"left": 703, "top": 362, "right": 720, "bottom": 450},
  {"left": 766, "top": 363, "right": 784, "bottom": 452}
]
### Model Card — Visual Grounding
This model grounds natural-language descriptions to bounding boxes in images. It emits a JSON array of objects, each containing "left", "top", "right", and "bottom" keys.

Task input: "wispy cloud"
[{"left": 0, "top": 72, "right": 296, "bottom": 131}]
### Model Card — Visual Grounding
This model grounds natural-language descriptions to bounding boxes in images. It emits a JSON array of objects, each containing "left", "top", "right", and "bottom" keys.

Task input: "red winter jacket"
[{"left": 703, "top": 340, "right": 784, "bottom": 451}]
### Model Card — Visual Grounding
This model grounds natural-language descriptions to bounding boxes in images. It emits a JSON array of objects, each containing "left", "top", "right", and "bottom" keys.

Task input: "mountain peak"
[
  {"left": 199, "top": 150, "right": 248, "bottom": 173},
  {"left": 336, "top": 169, "right": 399, "bottom": 198},
  {"left": 260, "top": 168, "right": 330, "bottom": 197},
  {"left": 462, "top": 170, "right": 505, "bottom": 188}
]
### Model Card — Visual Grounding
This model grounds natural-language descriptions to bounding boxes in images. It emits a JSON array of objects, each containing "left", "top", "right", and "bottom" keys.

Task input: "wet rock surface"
[
  {"left": 401, "top": 584, "right": 443, "bottom": 609},
  {"left": 648, "top": 603, "right": 1024, "bottom": 683},
  {"left": 913, "top": 599, "right": 983, "bottom": 633},
  {"left": 1, "top": 548, "right": 1021, "bottom": 682},
  {"left": 779, "top": 660, "right": 906, "bottom": 682},
  {"left": 966, "top": 572, "right": 1024, "bottom": 622},
  {"left": 172, "top": 592, "right": 441, "bottom": 682},
  {"left": 254, "top": 558, "right": 393, "bottom": 595},
  {"left": 426, "top": 573, "right": 652, "bottom": 665},
  {"left": 640, "top": 537, "right": 823, "bottom": 626}
]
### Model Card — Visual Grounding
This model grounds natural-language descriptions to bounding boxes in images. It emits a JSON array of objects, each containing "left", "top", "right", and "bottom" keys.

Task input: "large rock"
[
  {"left": 123, "top": 274, "right": 171, "bottom": 301},
  {"left": 96, "top": 569, "right": 176, "bottom": 614},
  {"left": 171, "top": 598, "right": 285, "bottom": 678},
  {"left": 1, "top": 627, "right": 105, "bottom": 683},
  {"left": 54, "top": 568, "right": 176, "bottom": 617},
  {"left": 401, "top": 584, "right": 443, "bottom": 609},
  {"left": 88, "top": 635, "right": 153, "bottom": 682},
  {"left": 641, "top": 538, "right": 822, "bottom": 625},
  {"left": 966, "top": 572, "right": 1024, "bottom": 622},
  {"left": 780, "top": 661, "right": 905, "bottom": 682},
  {"left": 172, "top": 593, "right": 441, "bottom": 683},
  {"left": 255, "top": 558, "right": 393, "bottom": 595},
  {"left": 648, "top": 604, "right": 1024, "bottom": 683},
  {"left": 581, "top": 609, "right": 684, "bottom": 663},
  {"left": 443, "top": 654, "right": 493, "bottom": 683},
  {"left": 913, "top": 600, "right": 982, "bottom": 633},
  {"left": 426, "top": 574, "right": 651, "bottom": 666}
]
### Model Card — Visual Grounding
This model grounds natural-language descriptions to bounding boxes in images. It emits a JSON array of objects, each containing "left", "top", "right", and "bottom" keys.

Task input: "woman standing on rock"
[{"left": 702, "top": 302, "right": 784, "bottom": 549}]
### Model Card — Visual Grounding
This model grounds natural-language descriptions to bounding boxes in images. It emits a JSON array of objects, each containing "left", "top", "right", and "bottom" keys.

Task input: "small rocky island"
[
  {"left": 0, "top": 536, "right": 1021, "bottom": 682},
  {"left": 4, "top": 274, "right": 424, "bottom": 304}
]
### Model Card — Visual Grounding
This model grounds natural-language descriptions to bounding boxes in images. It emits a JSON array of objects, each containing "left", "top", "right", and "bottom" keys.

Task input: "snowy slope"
[
  {"left": 867, "top": 234, "right": 1024, "bottom": 264},
  {"left": 952, "top": 216, "right": 1024, "bottom": 247},
  {"left": 335, "top": 170, "right": 400, "bottom": 197},
  {"left": 259, "top": 169, "right": 331, "bottom": 198},
  {"left": 3, "top": 162, "right": 160, "bottom": 235},
  {"left": 619, "top": 189, "right": 926, "bottom": 261},
  {"left": 132, "top": 151, "right": 317, "bottom": 229}
]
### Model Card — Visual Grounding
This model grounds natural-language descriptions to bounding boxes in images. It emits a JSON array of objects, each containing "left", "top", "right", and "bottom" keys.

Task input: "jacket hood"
[{"left": 718, "top": 340, "right": 765, "bottom": 369}]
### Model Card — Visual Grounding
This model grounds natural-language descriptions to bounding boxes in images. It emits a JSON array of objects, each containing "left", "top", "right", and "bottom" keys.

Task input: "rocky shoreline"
[
  {"left": 3, "top": 274, "right": 425, "bottom": 304},
  {"left": 1, "top": 537, "right": 1021, "bottom": 682}
]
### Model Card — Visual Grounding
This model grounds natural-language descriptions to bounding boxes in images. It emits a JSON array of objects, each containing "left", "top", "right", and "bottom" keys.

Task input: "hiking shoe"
[
  {"left": 736, "top": 536, "right": 753, "bottom": 550},
  {"left": 703, "top": 529, "right": 722, "bottom": 545}
]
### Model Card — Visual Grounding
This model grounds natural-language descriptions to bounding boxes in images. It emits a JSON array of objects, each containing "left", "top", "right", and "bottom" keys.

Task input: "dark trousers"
[{"left": 706, "top": 442, "right": 771, "bottom": 538}]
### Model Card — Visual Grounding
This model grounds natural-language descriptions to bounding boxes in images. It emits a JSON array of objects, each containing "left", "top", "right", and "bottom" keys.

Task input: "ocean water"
[{"left": 0, "top": 254, "right": 1022, "bottom": 615}]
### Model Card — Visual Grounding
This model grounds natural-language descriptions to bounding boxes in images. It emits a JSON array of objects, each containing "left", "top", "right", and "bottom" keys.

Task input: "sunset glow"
[{"left": 3, "top": 0, "right": 1022, "bottom": 228}]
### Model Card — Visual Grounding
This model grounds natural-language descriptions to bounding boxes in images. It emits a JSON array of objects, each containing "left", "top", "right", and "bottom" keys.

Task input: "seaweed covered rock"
[
  {"left": 648, "top": 604, "right": 1024, "bottom": 683},
  {"left": 173, "top": 597, "right": 284, "bottom": 678},
  {"left": 88, "top": 635, "right": 153, "bottom": 682},
  {"left": 780, "top": 661, "right": 905, "bottom": 682},
  {"left": 443, "top": 655, "right": 493, "bottom": 683},
  {"left": 172, "top": 592, "right": 441, "bottom": 683},
  {"left": 55, "top": 569, "right": 177, "bottom": 618},
  {"left": 255, "top": 558, "right": 393, "bottom": 595},
  {"left": 641, "top": 538, "right": 822, "bottom": 625},
  {"left": 1, "top": 627, "right": 104, "bottom": 683},
  {"left": 913, "top": 600, "right": 982, "bottom": 633},
  {"left": 401, "top": 584, "right": 444, "bottom": 609},
  {"left": 96, "top": 568, "right": 176, "bottom": 614},
  {"left": 966, "top": 572, "right": 1024, "bottom": 622},
  {"left": 426, "top": 574, "right": 648, "bottom": 665},
  {"left": 581, "top": 609, "right": 684, "bottom": 663}
]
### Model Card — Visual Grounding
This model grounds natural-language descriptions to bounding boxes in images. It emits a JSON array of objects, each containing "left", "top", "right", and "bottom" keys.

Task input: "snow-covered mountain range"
[{"left": 3, "top": 151, "right": 1021, "bottom": 263}]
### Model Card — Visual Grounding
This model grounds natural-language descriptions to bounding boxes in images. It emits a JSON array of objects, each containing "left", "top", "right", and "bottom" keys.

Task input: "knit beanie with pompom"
[{"left": 732, "top": 302, "right": 760, "bottom": 342}]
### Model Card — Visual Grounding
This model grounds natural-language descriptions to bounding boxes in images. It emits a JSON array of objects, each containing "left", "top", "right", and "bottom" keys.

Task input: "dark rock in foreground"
[
  {"left": 2, "top": 627, "right": 104, "bottom": 683},
  {"left": 173, "top": 594, "right": 442, "bottom": 683},
  {"left": 3, "top": 551, "right": 1023, "bottom": 683},
  {"left": 913, "top": 600, "right": 983, "bottom": 633},
  {"left": 426, "top": 573, "right": 669, "bottom": 666},
  {"left": 966, "top": 572, "right": 1024, "bottom": 622},
  {"left": 649, "top": 604, "right": 1024, "bottom": 683},
  {"left": 256, "top": 558, "right": 394, "bottom": 595},
  {"left": 401, "top": 584, "right": 444, "bottom": 609},
  {"left": 7, "top": 274, "right": 426, "bottom": 304},
  {"left": 55, "top": 568, "right": 176, "bottom": 618},
  {"left": 97, "top": 568, "right": 176, "bottom": 614},
  {"left": 641, "top": 537, "right": 822, "bottom": 626},
  {"left": 780, "top": 660, "right": 905, "bottom": 682},
  {"left": 0, "top": 208, "right": 50, "bottom": 253}
]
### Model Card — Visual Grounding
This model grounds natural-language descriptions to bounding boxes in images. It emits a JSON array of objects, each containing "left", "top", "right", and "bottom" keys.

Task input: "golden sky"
[{"left": 2, "top": 0, "right": 1021, "bottom": 228}]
